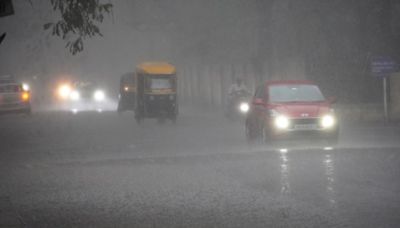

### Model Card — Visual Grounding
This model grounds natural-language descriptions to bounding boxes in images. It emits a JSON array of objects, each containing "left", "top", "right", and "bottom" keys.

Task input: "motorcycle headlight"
[
  {"left": 239, "top": 102, "right": 250, "bottom": 113},
  {"left": 94, "top": 90, "right": 105, "bottom": 102},
  {"left": 70, "top": 90, "right": 80, "bottom": 101},
  {"left": 321, "top": 115, "right": 335, "bottom": 128},
  {"left": 275, "top": 115, "right": 290, "bottom": 129}
]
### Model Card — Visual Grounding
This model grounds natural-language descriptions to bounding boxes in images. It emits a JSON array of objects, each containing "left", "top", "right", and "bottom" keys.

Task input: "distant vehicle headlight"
[
  {"left": 239, "top": 102, "right": 250, "bottom": 113},
  {"left": 94, "top": 90, "right": 105, "bottom": 102},
  {"left": 321, "top": 115, "right": 335, "bottom": 128},
  {"left": 22, "top": 83, "right": 30, "bottom": 91},
  {"left": 70, "top": 90, "right": 80, "bottom": 101},
  {"left": 275, "top": 115, "right": 290, "bottom": 129},
  {"left": 58, "top": 84, "right": 71, "bottom": 99}
]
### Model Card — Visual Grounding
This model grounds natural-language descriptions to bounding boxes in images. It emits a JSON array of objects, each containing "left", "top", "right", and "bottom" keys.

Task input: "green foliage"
[{"left": 44, "top": 0, "right": 113, "bottom": 55}]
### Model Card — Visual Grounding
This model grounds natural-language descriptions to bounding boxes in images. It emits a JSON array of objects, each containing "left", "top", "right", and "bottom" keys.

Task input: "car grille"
[
  {"left": 0, "top": 103, "right": 20, "bottom": 109},
  {"left": 0, "top": 94, "right": 21, "bottom": 104},
  {"left": 289, "top": 118, "right": 320, "bottom": 129},
  {"left": 291, "top": 118, "right": 319, "bottom": 125},
  {"left": 0, "top": 85, "right": 21, "bottom": 93}
]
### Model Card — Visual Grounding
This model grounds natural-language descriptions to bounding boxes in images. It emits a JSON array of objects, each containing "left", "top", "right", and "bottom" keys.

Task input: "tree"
[{"left": 44, "top": 0, "right": 113, "bottom": 55}]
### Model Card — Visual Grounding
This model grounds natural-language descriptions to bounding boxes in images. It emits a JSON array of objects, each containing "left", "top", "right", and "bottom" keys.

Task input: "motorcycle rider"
[
  {"left": 226, "top": 77, "right": 251, "bottom": 116},
  {"left": 228, "top": 77, "right": 250, "bottom": 100}
]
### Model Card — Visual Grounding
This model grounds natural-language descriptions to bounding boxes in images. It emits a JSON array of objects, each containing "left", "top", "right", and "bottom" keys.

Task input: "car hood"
[{"left": 273, "top": 102, "right": 331, "bottom": 118}]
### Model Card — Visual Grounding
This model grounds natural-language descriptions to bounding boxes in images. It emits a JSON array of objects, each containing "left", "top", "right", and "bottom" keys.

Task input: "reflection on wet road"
[
  {"left": 279, "top": 148, "right": 290, "bottom": 196},
  {"left": 277, "top": 146, "right": 337, "bottom": 207},
  {"left": 324, "top": 152, "right": 336, "bottom": 207},
  {"left": 0, "top": 109, "right": 400, "bottom": 227}
]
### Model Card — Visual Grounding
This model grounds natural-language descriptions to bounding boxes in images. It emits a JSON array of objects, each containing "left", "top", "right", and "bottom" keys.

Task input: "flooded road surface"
[{"left": 1, "top": 107, "right": 400, "bottom": 227}]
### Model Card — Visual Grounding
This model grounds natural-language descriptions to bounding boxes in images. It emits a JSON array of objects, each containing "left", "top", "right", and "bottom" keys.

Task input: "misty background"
[{"left": 1, "top": 0, "right": 400, "bottom": 105}]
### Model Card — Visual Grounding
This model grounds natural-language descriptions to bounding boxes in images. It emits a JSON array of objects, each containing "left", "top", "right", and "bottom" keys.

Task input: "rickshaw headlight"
[{"left": 169, "top": 95, "right": 174, "bottom": 100}]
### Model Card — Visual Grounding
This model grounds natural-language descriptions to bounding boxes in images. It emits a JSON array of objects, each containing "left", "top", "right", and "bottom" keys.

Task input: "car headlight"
[
  {"left": 321, "top": 115, "right": 335, "bottom": 128},
  {"left": 94, "top": 90, "right": 105, "bottom": 102},
  {"left": 239, "top": 102, "right": 250, "bottom": 113},
  {"left": 70, "top": 90, "right": 80, "bottom": 101},
  {"left": 275, "top": 115, "right": 290, "bottom": 129},
  {"left": 57, "top": 84, "right": 71, "bottom": 99},
  {"left": 22, "top": 83, "right": 30, "bottom": 91}
]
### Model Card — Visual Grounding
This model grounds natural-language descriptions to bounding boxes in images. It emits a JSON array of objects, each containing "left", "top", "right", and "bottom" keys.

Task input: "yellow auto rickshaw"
[
  {"left": 134, "top": 62, "right": 178, "bottom": 123},
  {"left": 117, "top": 72, "right": 136, "bottom": 113}
]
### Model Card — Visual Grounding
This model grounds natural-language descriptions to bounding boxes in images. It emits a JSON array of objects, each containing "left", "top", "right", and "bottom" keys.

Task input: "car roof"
[{"left": 264, "top": 80, "right": 316, "bottom": 87}]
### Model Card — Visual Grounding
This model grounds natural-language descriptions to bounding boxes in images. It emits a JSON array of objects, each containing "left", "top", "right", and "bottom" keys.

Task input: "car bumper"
[
  {"left": 0, "top": 102, "right": 31, "bottom": 113},
  {"left": 269, "top": 127, "right": 338, "bottom": 140},
  {"left": 267, "top": 120, "right": 338, "bottom": 137}
]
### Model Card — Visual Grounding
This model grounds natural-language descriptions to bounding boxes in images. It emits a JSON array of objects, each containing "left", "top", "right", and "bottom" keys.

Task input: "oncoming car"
[
  {"left": 245, "top": 80, "right": 338, "bottom": 144},
  {"left": 0, "top": 76, "right": 31, "bottom": 114},
  {"left": 56, "top": 81, "right": 107, "bottom": 112}
]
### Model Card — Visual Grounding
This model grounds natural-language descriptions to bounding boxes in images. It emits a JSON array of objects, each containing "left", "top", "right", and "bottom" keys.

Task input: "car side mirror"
[
  {"left": 328, "top": 96, "right": 337, "bottom": 104},
  {"left": 252, "top": 98, "right": 265, "bottom": 106}
]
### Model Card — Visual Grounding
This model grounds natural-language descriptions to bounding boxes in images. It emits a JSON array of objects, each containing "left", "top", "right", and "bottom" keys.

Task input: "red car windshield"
[{"left": 269, "top": 84, "right": 325, "bottom": 103}]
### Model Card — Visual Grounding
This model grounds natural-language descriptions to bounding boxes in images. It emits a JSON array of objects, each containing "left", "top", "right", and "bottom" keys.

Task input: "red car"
[{"left": 245, "top": 80, "right": 338, "bottom": 143}]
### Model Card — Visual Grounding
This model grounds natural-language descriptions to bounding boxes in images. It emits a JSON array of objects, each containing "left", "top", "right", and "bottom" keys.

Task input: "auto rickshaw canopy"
[{"left": 136, "top": 62, "right": 176, "bottom": 75}]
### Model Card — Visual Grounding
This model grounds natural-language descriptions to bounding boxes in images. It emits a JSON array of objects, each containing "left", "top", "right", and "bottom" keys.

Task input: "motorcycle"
[{"left": 225, "top": 90, "right": 251, "bottom": 120}]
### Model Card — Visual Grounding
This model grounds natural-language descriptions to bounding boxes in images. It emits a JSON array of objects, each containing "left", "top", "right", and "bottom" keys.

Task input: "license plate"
[{"left": 294, "top": 124, "right": 317, "bottom": 130}]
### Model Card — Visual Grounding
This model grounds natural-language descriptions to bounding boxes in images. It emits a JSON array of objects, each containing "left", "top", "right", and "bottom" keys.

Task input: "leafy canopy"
[{"left": 44, "top": 0, "right": 113, "bottom": 55}]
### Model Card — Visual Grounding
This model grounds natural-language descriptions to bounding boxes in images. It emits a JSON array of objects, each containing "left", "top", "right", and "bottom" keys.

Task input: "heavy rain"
[{"left": 1, "top": 0, "right": 400, "bottom": 227}]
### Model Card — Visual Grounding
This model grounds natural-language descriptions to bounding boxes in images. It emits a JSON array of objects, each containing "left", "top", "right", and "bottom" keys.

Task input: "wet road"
[{"left": 1, "top": 107, "right": 400, "bottom": 227}]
